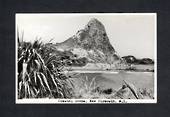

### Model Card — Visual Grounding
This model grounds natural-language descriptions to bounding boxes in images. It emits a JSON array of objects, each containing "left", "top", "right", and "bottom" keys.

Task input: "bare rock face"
[
  {"left": 56, "top": 18, "right": 120, "bottom": 63},
  {"left": 75, "top": 18, "right": 115, "bottom": 55}
]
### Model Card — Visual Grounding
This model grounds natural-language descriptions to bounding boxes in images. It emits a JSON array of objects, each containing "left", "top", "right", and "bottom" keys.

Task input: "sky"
[{"left": 16, "top": 13, "right": 156, "bottom": 59}]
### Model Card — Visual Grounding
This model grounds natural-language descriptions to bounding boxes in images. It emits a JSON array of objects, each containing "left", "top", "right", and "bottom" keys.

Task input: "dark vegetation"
[
  {"left": 71, "top": 57, "right": 88, "bottom": 67},
  {"left": 122, "top": 55, "right": 154, "bottom": 65},
  {"left": 17, "top": 35, "right": 78, "bottom": 99}
]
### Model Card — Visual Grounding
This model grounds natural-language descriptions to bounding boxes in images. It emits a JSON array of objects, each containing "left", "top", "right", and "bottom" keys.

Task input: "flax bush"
[{"left": 18, "top": 39, "right": 74, "bottom": 99}]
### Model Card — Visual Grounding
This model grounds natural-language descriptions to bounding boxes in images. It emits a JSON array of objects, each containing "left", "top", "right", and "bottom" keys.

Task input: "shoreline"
[
  {"left": 66, "top": 69, "right": 154, "bottom": 73},
  {"left": 66, "top": 63, "right": 154, "bottom": 73}
]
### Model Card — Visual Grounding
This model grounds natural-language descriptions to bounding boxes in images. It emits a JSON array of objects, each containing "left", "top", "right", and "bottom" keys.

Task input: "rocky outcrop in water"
[{"left": 122, "top": 55, "right": 154, "bottom": 64}]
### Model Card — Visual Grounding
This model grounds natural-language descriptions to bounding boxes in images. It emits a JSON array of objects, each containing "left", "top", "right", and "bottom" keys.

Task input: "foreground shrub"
[{"left": 18, "top": 40, "right": 74, "bottom": 99}]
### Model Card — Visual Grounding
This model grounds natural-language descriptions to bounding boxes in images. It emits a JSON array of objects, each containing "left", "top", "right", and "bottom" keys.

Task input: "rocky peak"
[
  {"left": 85, "top": 18, "right": 105, "bottom": 32},
  {"left": 74, "top": 18, "right": 115, "bottom": 54},
  {"left": 56, "top": 18, "right": 119, "bottom": 63}
]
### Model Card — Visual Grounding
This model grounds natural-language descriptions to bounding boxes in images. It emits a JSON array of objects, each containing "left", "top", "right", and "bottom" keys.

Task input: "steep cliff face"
[{"left": 56, "top": 18, "right": 120, "bottom": 63}]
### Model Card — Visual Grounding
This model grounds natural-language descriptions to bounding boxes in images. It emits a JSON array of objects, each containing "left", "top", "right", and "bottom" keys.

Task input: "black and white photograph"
[{"left": 16, "top": 13, "right": 157, "bottom": 104}]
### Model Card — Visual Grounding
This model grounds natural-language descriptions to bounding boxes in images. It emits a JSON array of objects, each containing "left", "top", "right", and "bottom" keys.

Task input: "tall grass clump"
[
  {"left": 73, "top": 76, "right": 98, "bottom": 98},
  {"left": 18, "top": 37, "right": 74, "bottom": 99}
]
